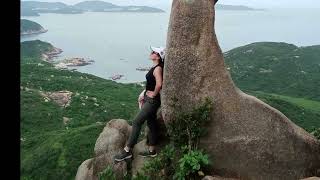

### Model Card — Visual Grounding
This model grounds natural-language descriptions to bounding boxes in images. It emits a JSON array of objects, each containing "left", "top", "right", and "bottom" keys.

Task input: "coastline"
[
  {"left": 41, "top": 46, "right": 63, "bottom": 62},
  {"left": 21, "top": 29, "right": 48, "bottom": 36}
]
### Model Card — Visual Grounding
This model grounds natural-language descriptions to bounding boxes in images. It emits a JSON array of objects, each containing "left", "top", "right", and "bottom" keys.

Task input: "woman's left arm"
[{"left": 151, "top": 66, "right": 163, "bottom": 97}]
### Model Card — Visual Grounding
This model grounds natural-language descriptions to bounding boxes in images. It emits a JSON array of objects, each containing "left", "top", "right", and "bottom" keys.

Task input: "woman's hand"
[
  {"left": 138, "top": 94, "right": 144, "bottom": 102},
  {"left": 138, "top": 90, "right": 145, "bottom": 100},
  {"left": 138, "top": 90, "right": 145, "bottom": 109},
  {"left": 146, "top": 90, "right": 155, "bottom": 98}
]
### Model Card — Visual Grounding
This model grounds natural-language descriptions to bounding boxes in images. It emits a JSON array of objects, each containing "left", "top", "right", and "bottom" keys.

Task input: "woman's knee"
[{"left": 132, "top": 117, "right": 145, "bottom": 127}]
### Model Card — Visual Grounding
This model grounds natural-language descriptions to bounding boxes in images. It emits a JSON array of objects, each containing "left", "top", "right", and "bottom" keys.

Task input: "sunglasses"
[{"left": 151, "top": 51, "right": 160, "bottom": 55}]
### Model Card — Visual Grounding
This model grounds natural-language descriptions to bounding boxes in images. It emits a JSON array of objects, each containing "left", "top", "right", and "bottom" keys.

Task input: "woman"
[{"left": 114, "top": 46, "right": 165, "bottom": 162}]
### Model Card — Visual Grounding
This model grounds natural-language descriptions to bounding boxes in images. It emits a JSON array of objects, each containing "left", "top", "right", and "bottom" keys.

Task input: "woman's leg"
[
  {"left": 146, "top": 111, "right": 159, "bottom": 150},
  {"left": 115, "top": 101, "right": 156, "bottom": 161},
  {"left": 126, "top": 101, "right": 156, "bottom": 149}
]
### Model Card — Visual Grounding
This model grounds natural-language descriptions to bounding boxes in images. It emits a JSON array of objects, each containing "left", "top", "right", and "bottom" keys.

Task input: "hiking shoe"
[
  {"left": 114, "top": 149, "right": 132, "bottom": 162},
  {"left": 138, "top": 150, "right": 157, "bottom": 157}
]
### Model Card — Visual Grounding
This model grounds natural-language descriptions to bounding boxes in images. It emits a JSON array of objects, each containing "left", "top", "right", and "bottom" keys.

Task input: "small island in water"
[
  {"left": 21, "top": 0, "right": 165, "bottom": 16},
  {"left": 216, "top": 4, "right": 264, "bottom": 11},
  {"left": 21, "top": 19, "right": 48, "bottom": 35}
]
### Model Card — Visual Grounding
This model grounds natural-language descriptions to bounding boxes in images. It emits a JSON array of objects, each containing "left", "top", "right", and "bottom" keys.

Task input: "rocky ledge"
[
  {"left": 39, "top": 90, "right": 73, "bottom": 108},
  {"left": 41, "top": 47, "right": 63, "bottom": 62}
]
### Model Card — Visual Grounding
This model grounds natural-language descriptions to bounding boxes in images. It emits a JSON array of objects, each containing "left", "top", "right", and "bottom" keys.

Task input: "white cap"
[{"left": 150, "top": 46, "right": 165, "bottom": 60}]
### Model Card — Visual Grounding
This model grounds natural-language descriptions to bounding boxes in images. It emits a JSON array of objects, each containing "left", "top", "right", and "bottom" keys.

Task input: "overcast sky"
[{"left": 22, "top": 0, "right": 320, "bottom": 9}]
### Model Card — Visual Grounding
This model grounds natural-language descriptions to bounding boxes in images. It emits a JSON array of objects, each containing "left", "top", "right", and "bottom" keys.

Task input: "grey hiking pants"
[{"left": 127, "top": 93, "right": 161, "bottom": 148}]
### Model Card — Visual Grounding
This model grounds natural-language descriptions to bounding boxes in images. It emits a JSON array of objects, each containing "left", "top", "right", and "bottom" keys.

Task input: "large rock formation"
[{"left": 161, "top": 0, "right": 320, "bottom": 179}]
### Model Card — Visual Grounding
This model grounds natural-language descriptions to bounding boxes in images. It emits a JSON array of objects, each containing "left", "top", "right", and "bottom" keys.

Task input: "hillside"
[
  {"left": 224, "top": 42, "right": 320, "bottom": 101},
  {"left": 20, "top": 40, "right": 319, "bottom": 179},
  {"left": 21, "top": 7, "right": 40, "bottom": 16},
  {"left": 21, "top": 0, "right": 164, "bottom": 16},
  {"left": 20, "top": 40, "right": 144, "bottom": 179},
  {"left": 21, "top": 19, "right": 47, "bottom": 35},
  {"left": 73, "top": 0, "right": 117, "bottom": 10}
]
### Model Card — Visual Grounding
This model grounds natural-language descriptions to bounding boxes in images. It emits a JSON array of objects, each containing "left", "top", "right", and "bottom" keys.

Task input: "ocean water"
[{"left": 21, "top": 9, "right": 320, "bottom": 83}]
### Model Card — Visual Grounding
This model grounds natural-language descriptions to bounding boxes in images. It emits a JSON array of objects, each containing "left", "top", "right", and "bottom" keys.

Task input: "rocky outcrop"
[
  {"left": 75, "top": 109, "right": 167, "bottom": 179},
  {"left": 300, "top": 177, "right": 320, "bottom": 180},
  {"left": 91, "top": 119, "right": 131, "bottom": 179},
  {"left": 75, "top": 158, "right": 94, "bottom": 180},
  {"left": 75, "top": 119, "right": 131, "bottom": 180},
  {"left": 40, "top": 90, "right": 73, "bottom": 107},
  {"left": 41, "top": 47, "right": 63, "bottom": 61},
  {"left": 161, "top": 0, "right": 320, "bottom": 179}
]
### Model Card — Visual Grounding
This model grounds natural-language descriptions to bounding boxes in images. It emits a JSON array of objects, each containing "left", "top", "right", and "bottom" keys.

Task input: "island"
[
  {"left": 110, "top": 74, "right": 124, "bottom": 81},
  {"left": 21, "top": 19, "right": 48, "bottom": 35},
  {"left": 136, "top": 66, "right": 151, "bottom": 71},
  {"left": 21, "top": 0, "right": 165, "bottom": 16},
  {"left": 216, "top": 4, "right": 264, "bottom": 11}
]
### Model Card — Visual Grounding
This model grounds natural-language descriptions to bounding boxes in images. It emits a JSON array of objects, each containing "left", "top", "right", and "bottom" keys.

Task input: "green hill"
[
  {"left": 21, "top": 40, "right": 319, "bottom": 179},
  {"left": 21, "top": 19, "right": 47, "bottom": 35},
  {"left": 73, "top": 0, "right": 117, "bottom": 10},
  {"left": 224, "top": 42, "right": 320, "bottom": 101},
  {"left": 20, "top": 40, "right": 53, "bottom": 58}
]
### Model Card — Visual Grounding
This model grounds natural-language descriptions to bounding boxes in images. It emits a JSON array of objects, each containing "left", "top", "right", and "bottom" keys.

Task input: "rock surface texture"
[
  {"left": 75, "top": 119, "right": 131, "bottom": 180},
  {"left": 75, "top": 109, "right": 168, "bottom": 179},
  {"left": 161, "top": 0, "right": 320, "bottom": 179}
]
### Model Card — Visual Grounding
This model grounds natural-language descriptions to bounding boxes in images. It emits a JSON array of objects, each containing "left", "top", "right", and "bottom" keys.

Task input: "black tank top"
[{"left": 145, "top": 62, "right": 163, "bottom": 101}]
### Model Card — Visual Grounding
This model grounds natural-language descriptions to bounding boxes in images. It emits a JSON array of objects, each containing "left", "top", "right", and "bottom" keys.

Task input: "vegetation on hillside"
[
  {"left": 21, "top": 40, "right": 144, "bottom": 180},
  {"left": 224, "top": 42, "right": 320, "bottom": 101},
  {"left": 20, "top": 40, "right": 54, "bottom": 59},
  {"left": 21, "top": 19, "right": 46, "bottom": 34},
  {"left": 246, "top": 90, "right": 320, "bottom": 132}
]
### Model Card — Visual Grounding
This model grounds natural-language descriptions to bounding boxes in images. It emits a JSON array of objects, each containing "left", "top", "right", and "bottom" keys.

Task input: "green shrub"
[
  {"left": 174, "top": 150, "right": 209, "bottom": 180},
  {"left": 98, "top": 166, "right": 116, "bottom": 180},
  {"left": 132, "top": 171, "right": 151, "bottom": 180},
  {"left": 167, "top": 97, "right": 213, "bottom": 150},
  {"left": 142, "top": 144, "right": 176, "bottom": 178},
  {"left": 310, "top": 127, "right": 320, "bottom": 140}
]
